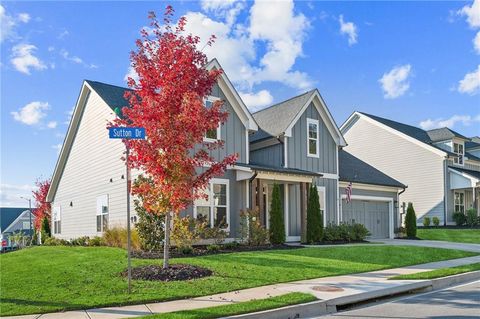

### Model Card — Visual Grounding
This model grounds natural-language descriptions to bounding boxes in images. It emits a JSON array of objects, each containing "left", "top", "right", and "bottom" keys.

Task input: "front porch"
[
  {"left": 236, "top": 164, "right": 322, "bottom": 242},
  {"left": 449, "top": 167, "right": 480, "bottom": 219}
]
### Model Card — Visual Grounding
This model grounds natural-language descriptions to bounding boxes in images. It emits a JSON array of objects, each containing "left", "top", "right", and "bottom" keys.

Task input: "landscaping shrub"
[
  {"left": 405, "top": 202, "right": 417, "bottom": 238},
  {"left": 466, "top": 208, "right": 478, "bottom": 227},
  {"left": 41, "top": 216, "right": 51, "bottom": 238},
  {"left": 306, "top": 184, "right": 323, "bottom": 244},
  {"left": 452, "top": 211, "right": 466, "bottom": 226},
  {"left": 71, "top": 236, "right": 89, "bottom": 246},
  {"left": 206, "top": 244, "right": 220, "bottom": 252},
  {"left": 89, "top": 236, "right": 104, "bottom": 246},
  {"left": 43, "top": 237, "right": 70, "bottom": 246},
  {"left": 199, "top": 222, "right": 228, "bottom": 245},
  {"left": 103, "top": 226, "right": 141, "bottom": 250},
  {"left": 432, "top": 216, "right": 440, "bottom": 227},
  {"left": 134, "top": 197, "right": 165, "bottom": 251},
  {"left": 269, "top": 183, "right": 285, "bottom": 244},
  {"left": 323, "top": 222, "right": 370, "bottom": 242},
  {"left": 239, "top": 208, "right": 269, "bottom": 246},
  {"left": 224, "top": 241, "right": 240, "bottom": 250},
  {"left": 423, "top": 217, "right": 431, "bottom": 227},
  {"left": 171, "top": 216, "right": 199, "bottom": 251}
]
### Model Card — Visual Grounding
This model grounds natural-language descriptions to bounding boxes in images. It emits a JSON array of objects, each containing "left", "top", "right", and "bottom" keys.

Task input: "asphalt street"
[{"left": 316, "top": 280, "right": 480, "bottom": 319}]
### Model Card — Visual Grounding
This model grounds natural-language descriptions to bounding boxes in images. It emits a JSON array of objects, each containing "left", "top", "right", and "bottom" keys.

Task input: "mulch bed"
[
  {"left": 122, "top": 264, "right": 213, "bottom": 281},
  {"left": 131, "top": 244, "right": 301, "bottom": 259}
]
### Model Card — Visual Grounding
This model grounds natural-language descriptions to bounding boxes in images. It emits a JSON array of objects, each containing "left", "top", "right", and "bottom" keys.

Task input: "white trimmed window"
[
  {"left": 454, "top": 191, "right": 465, "bottom": 213},
  {"left": 96, "top": 195, "right": 109, "bottom": 232},
  {"left": 307, "top": 118, "right": 319, "bottom": 157},
  {"left": 453, "top": 142, "right": 464, "bottom": 165},
  {"left": 194, "top": 178, "right": 229, "bottom": 230},
  {"left": 53, "top": 206, "right": 61, "bottom": 234},
  {"left": 204, "top": 97, "right": 221, "bottom": 142}
]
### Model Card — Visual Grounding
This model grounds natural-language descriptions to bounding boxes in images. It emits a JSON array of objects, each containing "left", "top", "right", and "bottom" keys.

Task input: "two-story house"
[
  {"left": 46, "top": 60, "right": 406, "bottom": 241},
  {"left": 341, "top": 112, "right": 480, "bottom": 225}
]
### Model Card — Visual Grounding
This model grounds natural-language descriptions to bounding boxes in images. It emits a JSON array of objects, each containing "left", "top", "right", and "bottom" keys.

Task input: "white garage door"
[{"left": 342, "top": 199, "right": 390, "bottom": 239}]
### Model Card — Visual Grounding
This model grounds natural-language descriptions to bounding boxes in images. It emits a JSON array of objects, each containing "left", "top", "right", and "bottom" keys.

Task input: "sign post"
[{"left": 109, "top": 127, "right": 145, "bottom": 294}]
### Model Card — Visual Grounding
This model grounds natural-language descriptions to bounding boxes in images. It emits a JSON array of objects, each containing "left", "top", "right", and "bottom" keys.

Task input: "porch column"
[
  {"left": 300, "top": 182, "right": 307, "bottom": 243},
  {"left": 258, "top": 179, "right": 265, "bottom": 226},
  {"left": 284, "top": 183, "right": 289, "bottom": 239},
  {"left": 473, "top": 187, "right": 477, "bottom": 213},
  {"left": 251, "top": 178, "right": 257, "bottom": 210}
]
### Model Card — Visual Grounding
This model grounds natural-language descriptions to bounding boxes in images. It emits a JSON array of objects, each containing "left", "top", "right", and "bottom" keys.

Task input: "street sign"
[{"left": 108, "top": 127, "right": 145, "bottom": 139}]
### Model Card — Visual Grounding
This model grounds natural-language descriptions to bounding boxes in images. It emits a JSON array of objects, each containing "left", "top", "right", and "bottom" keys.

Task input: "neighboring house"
[
  {"left": 341, "top": 112, "right": 480, "bottom": 225},
  {"left": 46, "top": 59, "right": 405, "bottom": 241},
  {"left": 0, "top": 207, "right": 34, "bottom": 250}
]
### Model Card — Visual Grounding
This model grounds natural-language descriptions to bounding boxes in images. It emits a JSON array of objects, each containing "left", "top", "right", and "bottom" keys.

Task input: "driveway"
[
  {"left": 371, "top": 238, "right": 480, "bottom": 253},
  {"left": 316, "top": 280, "right": 480, "bottom": 319}
]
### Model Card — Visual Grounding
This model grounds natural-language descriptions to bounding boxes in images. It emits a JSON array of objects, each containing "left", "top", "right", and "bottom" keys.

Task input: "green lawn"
[
  {"left": 390, "top": 262, "right": 480, "bottom": 280},
  {"left": 136, "top": 292, "right": 317, "bottom": 319},
  {"left": 417, "top": 228, "right": 480, "bottom": 244},
  {"left": 0, "top": 245, "right": 476, "bottom": 316}
]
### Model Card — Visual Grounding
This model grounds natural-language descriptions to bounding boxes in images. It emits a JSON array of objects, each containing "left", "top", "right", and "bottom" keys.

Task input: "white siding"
[
  {"left": 343, "top": 116, "right": 445, "bottom": 223},
  {"left": 51, "top": 90, "right": 128, "bottom": 239}
]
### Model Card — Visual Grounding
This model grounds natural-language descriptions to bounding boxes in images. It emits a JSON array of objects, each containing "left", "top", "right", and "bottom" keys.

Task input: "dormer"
[{"left": 427, "top": 128, "right": 469, "bottom": 166}]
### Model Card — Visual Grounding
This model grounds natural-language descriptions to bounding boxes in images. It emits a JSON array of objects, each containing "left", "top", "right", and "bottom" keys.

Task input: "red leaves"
[
  {"left": 109, "top": 7, "right": 237, "bottom": 216},
  {"left": 32, "top": 178, "right": 51, "bottom": 230}
]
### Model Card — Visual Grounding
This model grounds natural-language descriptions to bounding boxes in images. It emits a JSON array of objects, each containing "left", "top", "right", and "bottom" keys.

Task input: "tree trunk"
[{"left": 163, "top": 211, "right": 171, "bottom": 269}]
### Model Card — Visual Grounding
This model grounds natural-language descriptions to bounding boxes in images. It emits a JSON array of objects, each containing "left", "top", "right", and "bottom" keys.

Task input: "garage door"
[{"left": 342, "top": 200, "right": 390, "bottom": 239}]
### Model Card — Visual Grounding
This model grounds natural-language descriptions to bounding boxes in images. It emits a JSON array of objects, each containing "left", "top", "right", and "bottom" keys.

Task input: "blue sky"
[{"left": 1, "top": 1, "right": 479, "bottom": 206}]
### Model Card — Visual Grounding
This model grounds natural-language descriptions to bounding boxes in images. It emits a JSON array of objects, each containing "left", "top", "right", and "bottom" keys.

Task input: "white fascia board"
[
  {"left": 284, "top": 90, "right": 347, "bottom": 146},
  {"left": 354, "top": 112, "right": 447, "bottom": 157},
  {"left": 448, "top": 168, "right": 479, "bottom": 186},
  {"left": 338, "top": 181, "right": 403, "bottom": 192}
]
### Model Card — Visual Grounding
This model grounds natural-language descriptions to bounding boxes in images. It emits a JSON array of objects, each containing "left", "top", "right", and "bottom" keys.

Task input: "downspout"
[{"left": 248, "top": 171, "right": 258, "bottom": 209}]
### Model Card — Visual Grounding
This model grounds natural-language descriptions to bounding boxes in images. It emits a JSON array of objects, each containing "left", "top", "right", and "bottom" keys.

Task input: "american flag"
[{"left": 345, "top": 182, "right": 353, "bottom": 203}]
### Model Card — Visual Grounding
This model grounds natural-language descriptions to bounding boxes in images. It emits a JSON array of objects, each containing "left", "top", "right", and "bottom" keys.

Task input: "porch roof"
[
  {"left": 449, "top": 167, "right": 480, "bottom": 181},
  {"left": 236, "top": 162, "right": 322, "bottom": 177}
]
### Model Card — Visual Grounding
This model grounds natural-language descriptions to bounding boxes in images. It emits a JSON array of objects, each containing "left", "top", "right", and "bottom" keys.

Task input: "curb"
[{"left": 223, "top": 270, "right": 480, "bottom": 319}]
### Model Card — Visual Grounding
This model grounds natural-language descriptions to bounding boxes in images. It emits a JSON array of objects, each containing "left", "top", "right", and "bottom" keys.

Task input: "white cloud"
[
  {"left": 52, "top": 143, "right": 62, "bottom": 155},
  {"left": 474, "top": 31, "right": 480, "bottom": 54},
  {"left": 379, "top": 64, "right": 412, "bottom": 99},
  {"left": 47, "top": 121, "right": 57, "bottom": 129},
  {"left": 60, "top": 49, "right": 97, "bottom": 68},
  {"left": 339, "top": 14, "right": 358, "bottom": 45},
  {"left": 419, "top": 114, "right": 480, "bottom": 130},
  {"left": 124, "top": 65, "right": 139, "bottom": 83},
  {"left": 57, "top": 29, "right": 69, "bottom": 39},
  {"left": 177, "top": 0, "right": 313, "bottom": 92},
  {"left": 0, "top": 5, "right": 30, "bottom": 42},
  {"left": 458, "top": 65, "right": 480, "bottom": 95},
  {"left": 11, "top": 101, "right": 50, "bottom": 125},
  {"left": 17, "top": 13, "right": 30, "bottom": 23},
  {"left": 10, "top": 43, "right": 47, "bottom": 74},
  {"left": 239, "top": 89, "right": 273, "bottom": 111},
  {"left": 0, "top": 183, "right": 35, "bottom": 207},
  {"left": 458, "top": 0, "right": 480, "bottom": 28}
]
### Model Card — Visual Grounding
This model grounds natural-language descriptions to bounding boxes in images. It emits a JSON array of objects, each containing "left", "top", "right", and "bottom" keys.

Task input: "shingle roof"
[
  {"left": 85, "top": 80, "right": 132, "bottom": 111},
  {"left": 236, "top": 162, "right": 322, "bottom": 177},
  {"left": 449, "top": 166, "right": 480, "bottom": 180},
  {"left": 252, "top": 90, "right": 316, "bottom": 138},
  {"left": 339, "top": 150, "right": 406, "bottom": 188},
  {"left": 358, "top": 112, "right": 457, "bottom": 156},
  {"left": 0, "top": 207, "right": 30, "bottom": 233},
  {"left": 426, "top": 127, "right": 469, "bottom": 142},
  {"left": 466, "top": 141, "right": 480, "bottom": 150}
]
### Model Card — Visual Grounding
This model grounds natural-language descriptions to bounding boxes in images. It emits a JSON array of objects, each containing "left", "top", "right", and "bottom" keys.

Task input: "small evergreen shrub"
[
  {"left": 224, "top": 241, "right": 240, "bottom": 250},
  {"left": 71, "top": 236, "right": 89, "bottom": 246},
  {"left": 452, "top": 212, "right": 466, "bottom": 226},
  {"left": 43, "top": 237, "right": 70, "bottom": 246},
  {"left": 466, "top": 209, "right": 478, "bottom": 227},
  {"left": 405, "top": 202, "right": 417, "bottom": 238},
  {"left": 306, "top": 184, "right": 323, "bottom": 244},
  {"left": 41, "top": 216, "right": 51, "bottom": 238},
  {"left": 432, "top": 217, "right": 440, "bottom": 227},
  {"left": 322, "top": 222, "right": 370, "bottom": 242},
  {"left": 269, "top": 183, "right": 285, "bottom": 244},
  {"left": 206, "top": 244, "right": 220, "bottom": 252},
  {"left": 89, "top": 236, "right": 104, "bottom": 246},
  {"left": 423, "top": 217, "right": 431, "bottom": 227}
]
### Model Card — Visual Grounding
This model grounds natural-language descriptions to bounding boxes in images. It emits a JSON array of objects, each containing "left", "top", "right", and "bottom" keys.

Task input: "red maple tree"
[
  {"left": 110, "top": 6, "right": 237, "bottom": 268},
  {"left": 32, "top": 178, "right": 51, "bottom": 231}
]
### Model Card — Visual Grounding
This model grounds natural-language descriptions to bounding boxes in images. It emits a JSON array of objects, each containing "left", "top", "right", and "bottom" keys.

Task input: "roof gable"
[
  {"left": 1, "top": 207, "right": 31, "bottom": 232},
  {"left": 427, "top": 127, "right": 469, "bottom": 142},
  {"left": 253, "top": 89, "right": 347, "bottom": 146}
]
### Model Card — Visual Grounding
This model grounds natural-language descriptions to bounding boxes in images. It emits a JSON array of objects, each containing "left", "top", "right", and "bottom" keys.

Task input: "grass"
[
  {"left": 0, "top": 245, "right": 476, "bottom": 316},
  {"left": 390, "top": 262, "right": 480, "bottom": 280},
  {"left": 417, "top": 228, "right": 480, "bottom": 244},
  {"left": 136, "top": 292, "right": 317, "bottom": 319}
]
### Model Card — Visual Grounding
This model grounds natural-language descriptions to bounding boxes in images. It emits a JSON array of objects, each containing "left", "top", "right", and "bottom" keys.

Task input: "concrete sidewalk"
[{"left": 4, "top": 255, "right": 480, "bottom": 319}]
